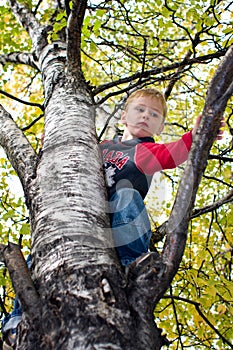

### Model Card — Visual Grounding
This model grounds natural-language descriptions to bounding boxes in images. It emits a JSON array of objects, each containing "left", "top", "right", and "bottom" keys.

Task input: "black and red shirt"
[{"left": 100, "top": 131, "right": 192, "bottom": 199}]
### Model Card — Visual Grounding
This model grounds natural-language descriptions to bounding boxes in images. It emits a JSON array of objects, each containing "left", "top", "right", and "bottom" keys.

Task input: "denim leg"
[{"left": 109, "top": 189, "right": 152, "bottom": 266}]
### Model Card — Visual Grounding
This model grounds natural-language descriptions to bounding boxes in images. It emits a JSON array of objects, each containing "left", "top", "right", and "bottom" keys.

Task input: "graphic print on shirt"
[
  {"left": 105, "top": 165, "right": 116, "bottom": 187},
  {"left": 102, "top": 149, "right": 130, "bottom": 188}
]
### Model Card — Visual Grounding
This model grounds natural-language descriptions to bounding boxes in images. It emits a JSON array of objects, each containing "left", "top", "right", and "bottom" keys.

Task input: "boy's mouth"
[{"left": 137, "top": 122, "right": 149, "bottom": 128}]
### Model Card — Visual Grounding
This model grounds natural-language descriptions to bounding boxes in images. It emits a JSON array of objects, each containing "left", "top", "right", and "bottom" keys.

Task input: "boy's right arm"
[{"left": 135, "top": 131, "right": 193, "bottom": 175}]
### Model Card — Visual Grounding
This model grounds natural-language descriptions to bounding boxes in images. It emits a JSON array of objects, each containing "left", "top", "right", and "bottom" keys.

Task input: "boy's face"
[{"left": 121, "top": 96, "right": 164, "bottom": 140}]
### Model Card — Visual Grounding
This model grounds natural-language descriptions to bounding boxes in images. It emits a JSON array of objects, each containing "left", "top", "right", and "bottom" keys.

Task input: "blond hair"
[{"left": 124, "top": 88, "right": 167, "bottom": 120}]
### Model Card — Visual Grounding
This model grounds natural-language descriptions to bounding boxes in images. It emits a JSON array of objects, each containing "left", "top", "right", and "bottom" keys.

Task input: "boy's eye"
[
  {"left": 151, "top": 112, "right": 159, "bottom": 118},
  {"left": 136, "top": 106, "right": 145, "bottom": 112}
]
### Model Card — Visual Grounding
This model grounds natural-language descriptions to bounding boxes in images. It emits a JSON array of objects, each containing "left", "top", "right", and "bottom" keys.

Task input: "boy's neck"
[
  {"left": 121, "top": 130, "right": 152, "bottom": 141},
  {"left": 121, "top": 130, "right": 134, "bottom": 141}
]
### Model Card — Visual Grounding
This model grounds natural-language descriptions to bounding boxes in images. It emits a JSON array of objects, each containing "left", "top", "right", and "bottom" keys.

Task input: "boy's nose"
[{"left": 142, "top": 111, "right": 150, "bottom": 119}]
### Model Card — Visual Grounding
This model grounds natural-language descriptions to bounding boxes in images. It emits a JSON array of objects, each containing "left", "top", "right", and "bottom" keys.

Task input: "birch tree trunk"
[
  {"left": 0, "top": 37, "right": 166, "bottom": 349},
  {"left": 0, "top": 1, "right": 233, "bottom": 349}
]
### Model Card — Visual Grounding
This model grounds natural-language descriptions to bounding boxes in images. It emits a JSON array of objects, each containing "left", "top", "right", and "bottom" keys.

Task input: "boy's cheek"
[{"left": 121, "top": 111, "right": 128, "bottom": 125}]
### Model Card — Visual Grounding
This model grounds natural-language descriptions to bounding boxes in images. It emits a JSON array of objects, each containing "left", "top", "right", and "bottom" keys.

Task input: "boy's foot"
[
  {"left": 2, "top": 330, "right": 16, "bottom": 350},
  {"left": 135, "top": 252, "right": 151, "bottom": 266},
  {"left": 125, "top": 251, "right": 160, "bottom": 276},
  {"left": 3, "top": 341, "right": 14, "bottom": 350}
]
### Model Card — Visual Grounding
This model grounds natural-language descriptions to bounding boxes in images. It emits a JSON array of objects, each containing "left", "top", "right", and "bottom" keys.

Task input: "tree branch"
[
  {"left": 208, "top": 153, "right": 233, "bottom": 162},
  {"left": 163, "top": 295, "right": 233, "bottom": 349},
  {"left": 169, "top": 286, "right": 184, "bottom": 349},
  {"left": 0, "top": 243, "right": 42, "bottom": 323},
  {"left": 0, "top": 105, "right": 38, "bottom": 195},
  {"left": 164, "top": 50, "right": 192, "bottom": 100},
  {"left": 7, "top": 0, "right": 48, "bottom": 57},
  {"left": 126, "top": 252, "right": 169, "bottom": 349},
  {"left": 150, "top": 189, "right": 233, "bottom": 248},
  {"left": 191, "top": 188, "right": 233, "bottom": 218},
  {"left": 0, "top": 90, "right": 44, "bottom": 111},
  {"left": 0, "top": 52, "right": 39, "bottom": 70},
  {"left": 21, "top": 114, "right": 44, "bottom": 132},
  {"left": 66, "top": 0, "right": 88, "bottom": 78},
  {"left": 161, "top": 45, "right": 233, "bottom": 283},
  {"left": 93, "top": 49, "right": 227, "bottom": 99}
]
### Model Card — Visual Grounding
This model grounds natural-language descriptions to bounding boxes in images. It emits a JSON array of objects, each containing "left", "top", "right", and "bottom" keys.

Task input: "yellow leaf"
[
  {"left": 205, "top": 285, "right": 217, "bottom": 297},
  {"left": 217, "top": 304, "right": 227, "bottom": 315},
  {"left": 193, "top": 313, "right": 203, "bottom": 326}
]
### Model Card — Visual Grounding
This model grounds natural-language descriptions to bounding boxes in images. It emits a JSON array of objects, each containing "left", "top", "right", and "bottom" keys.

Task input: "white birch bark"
[{"left": 0, "top": 106, "right": 38, "bottom": 192}]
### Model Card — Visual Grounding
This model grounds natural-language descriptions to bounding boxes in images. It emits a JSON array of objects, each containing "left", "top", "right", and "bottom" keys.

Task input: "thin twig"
[{"left": 0, "top": 90, "right": 44, "bottom": 111}]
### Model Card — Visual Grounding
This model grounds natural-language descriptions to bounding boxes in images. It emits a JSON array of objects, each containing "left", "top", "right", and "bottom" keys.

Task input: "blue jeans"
[{"left": 109, "top": 188, "right": 152, "bottom": 266}]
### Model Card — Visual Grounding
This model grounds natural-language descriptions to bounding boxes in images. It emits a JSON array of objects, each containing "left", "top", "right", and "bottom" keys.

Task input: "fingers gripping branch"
[{"left": 0, "top": 105, "right": 38, "bottom": 194}]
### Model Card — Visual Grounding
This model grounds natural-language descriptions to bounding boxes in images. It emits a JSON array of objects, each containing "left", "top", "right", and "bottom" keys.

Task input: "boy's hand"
[
  {"left": 192, "top": 114, "right": 225, "bottom": 140},
  {"left": 192, "top": 115, "right": 202, "bottom": 137},
  {"left": 216, "top": 119, "right": 225, "bottom": 140}
]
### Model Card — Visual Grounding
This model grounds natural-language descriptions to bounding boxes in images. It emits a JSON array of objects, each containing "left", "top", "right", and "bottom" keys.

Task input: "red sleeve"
[{"left": 135, "top": 131, "right": 193, "bottom": 175}]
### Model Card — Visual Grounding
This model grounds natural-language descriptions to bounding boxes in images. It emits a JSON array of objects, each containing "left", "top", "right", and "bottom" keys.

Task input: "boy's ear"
[{"left": 121, "top": 111, "right": 127, "bottom": 125}]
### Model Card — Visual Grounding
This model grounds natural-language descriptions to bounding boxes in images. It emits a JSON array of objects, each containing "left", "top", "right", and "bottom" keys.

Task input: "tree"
[{"left": 0, "top": 0, "right": 233, "bottom": 349}]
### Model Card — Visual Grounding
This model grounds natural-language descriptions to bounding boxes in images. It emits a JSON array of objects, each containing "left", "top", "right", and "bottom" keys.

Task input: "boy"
[{"left": 100, "top": 88, "right": 200, "bottom": 266}]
